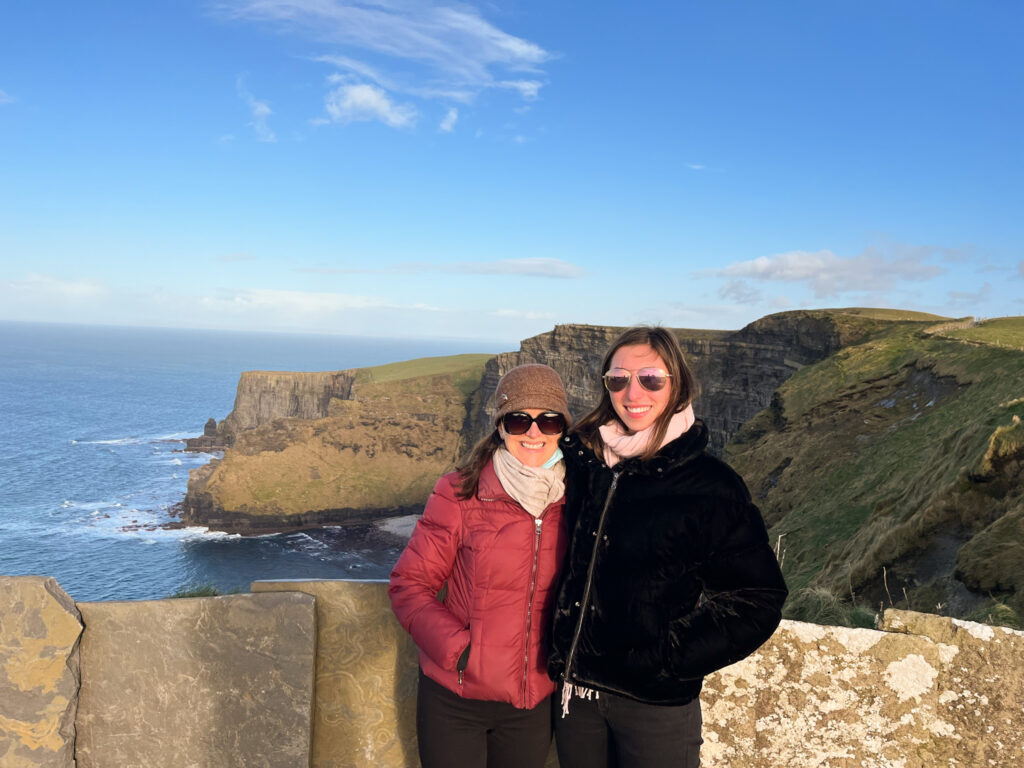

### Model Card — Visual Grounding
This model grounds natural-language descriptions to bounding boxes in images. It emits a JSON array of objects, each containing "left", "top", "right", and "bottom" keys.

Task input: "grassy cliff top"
[
  {"left": 355, "top": 353, "right": 493, "bottom": 398},
  {"left": 811, "top": 307, "right": 951, "bottom": 322},
  {"left": 938, "top": 316, "right": 1024, "bottom": 348},
  {"left": 358, "top": 353, "right": 494, "bottom": 382}
]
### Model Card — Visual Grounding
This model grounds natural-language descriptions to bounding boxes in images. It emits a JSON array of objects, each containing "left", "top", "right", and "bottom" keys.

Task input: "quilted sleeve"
[{"left": 388, "top": 474, "right": 472, "bottom": 671}]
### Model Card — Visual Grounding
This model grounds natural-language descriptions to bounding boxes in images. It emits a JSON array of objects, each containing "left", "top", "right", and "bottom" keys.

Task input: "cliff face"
[
  {"left": 222, "top": 371, "right": 357, "bottom": 435},
  {"left": 183, "top": 310, "right": 930, "bottom": 531},
  {"left": 181, "top": 358, "right": 489, "bottom": 533},
  {"left": 192, "top": 311, "right": 880, "bottom": 463},
  {"left": 473, "top": 310, "right": 872, "bottom": 454}
]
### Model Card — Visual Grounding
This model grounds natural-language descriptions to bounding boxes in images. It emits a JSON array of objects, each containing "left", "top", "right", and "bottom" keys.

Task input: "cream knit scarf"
[
  {"left": 599, "top": 404, "right": 695, "bottom": 467},
  {"left": 491, "top": 445, "right": 566, "bottom": 518}
]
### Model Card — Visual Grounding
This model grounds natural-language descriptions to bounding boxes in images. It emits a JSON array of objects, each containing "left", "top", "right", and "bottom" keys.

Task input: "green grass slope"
[
  {"left": 726, "top": 317, "right": 1024, "bottom": 629},
  {"left": 936, "top": 316, "right": 1024, "bottom": 349}
]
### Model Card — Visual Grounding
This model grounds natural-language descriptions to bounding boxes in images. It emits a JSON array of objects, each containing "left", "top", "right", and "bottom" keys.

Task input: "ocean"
[{"left": 0, "top": 321, "right": 501, "bottom": 602}]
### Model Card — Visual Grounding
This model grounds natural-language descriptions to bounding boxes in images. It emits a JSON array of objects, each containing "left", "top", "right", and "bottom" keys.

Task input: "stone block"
[
  {"left": 0, "top": 576, "right": 82, "bottom": 768},
  {"left": 881, "top": 609, "right": 1024, "bottom": 767},
  {"left": 253, "top": 579, "right": 419, "bottom": 768},
  {"left": 700, "top": 611, "right": 1024, "bottom": 767},
  {"left": 75, "top": 591, "right": 316, "bottom": 768}
]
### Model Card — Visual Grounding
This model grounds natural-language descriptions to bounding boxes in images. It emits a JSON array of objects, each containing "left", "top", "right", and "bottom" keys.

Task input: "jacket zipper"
[
  {"left": 562, "top": 471, "right": 620, "bottom": 684},
  {"left": 521, "top": 516, "right": 544, "bottom": 703}
]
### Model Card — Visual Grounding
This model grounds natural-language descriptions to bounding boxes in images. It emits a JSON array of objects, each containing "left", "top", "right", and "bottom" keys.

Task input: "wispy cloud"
[
  {"left": 948, "top": 282, "right": 991, "bottom": 306},
  {"left": 202, "top": 288, "right": 388, "bottom": 314},
  {"left": 718, "top": 279, "right": 761, "bottom": 304},
  {"left": 294, "top": 257, "right": 583, "bottom": 278},
  {"left": 439, "top": 107, "right": 458, "bottom": 132},
  {"left": 663, "top": 301, "right": 752, "bottom": 327},
  {"left": 325, "top": 84, "right": 417, "bottom": 127},
  {"left": 1018, "top": 260, "right": 1024, "bottom": 279},
  {"left": 236, "top": 75, "right": 276, "bottom": 142},
  {"left": 216, "top": 0, "right": 550, "bottom": 128},
  {"left": 491, "top": 308, "right": 556, "bottom": 320},
  {"left": 0, "top": 89, "right": 14, "bottom": 105},
  {"left": 686, "top": 163, "right": 705, "bottom": 171},
  {"left": 708, "top": 244, "right": 947, "bottom": 298},
  {"left": 456, "top": 258, "right": 581, "bottom": 278},
  {"left": 8, "top": 273, "right": 106, "bottom": 298}
]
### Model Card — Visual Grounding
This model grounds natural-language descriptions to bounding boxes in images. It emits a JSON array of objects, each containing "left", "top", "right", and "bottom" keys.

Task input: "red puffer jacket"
[{"left": 389, "top": 461, "right": 566, "bottom": 709}]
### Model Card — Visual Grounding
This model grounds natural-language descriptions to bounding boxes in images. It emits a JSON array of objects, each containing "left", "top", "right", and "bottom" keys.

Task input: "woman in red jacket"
[{"left": 389, "top": 363, "right": 570, "bottom": 768}]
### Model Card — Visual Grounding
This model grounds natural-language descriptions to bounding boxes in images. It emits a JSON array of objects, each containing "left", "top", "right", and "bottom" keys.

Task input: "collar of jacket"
[
  {"left": 561, "top": 419, "right": 709, "bottom": 477},
  {"left": 475, "top": 458, "right": 515, "bottom": 502}
]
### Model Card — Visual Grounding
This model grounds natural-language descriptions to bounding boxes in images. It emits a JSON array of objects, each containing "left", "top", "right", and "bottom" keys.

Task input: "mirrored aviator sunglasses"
[
  {"left": 501, "top": 411, "right": 567, "bottom": 435},
  {"left": 602, "top": 367, "right": 672, "bottom": 393}
]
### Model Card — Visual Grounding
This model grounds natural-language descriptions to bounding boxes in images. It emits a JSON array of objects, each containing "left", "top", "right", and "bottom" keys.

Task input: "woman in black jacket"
[{"left": 547, "top": 326, "right": 788, "bottom": 768}]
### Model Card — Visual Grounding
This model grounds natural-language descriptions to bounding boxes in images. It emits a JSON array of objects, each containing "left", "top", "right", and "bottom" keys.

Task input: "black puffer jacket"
[{"left": 547, "top": 421, "right": 787, "bottom": 705}]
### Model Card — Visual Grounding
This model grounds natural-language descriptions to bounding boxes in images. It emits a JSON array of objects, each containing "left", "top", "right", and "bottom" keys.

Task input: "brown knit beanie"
[{"left": 493, "top": 364, "right": 571, "bottom": 426}]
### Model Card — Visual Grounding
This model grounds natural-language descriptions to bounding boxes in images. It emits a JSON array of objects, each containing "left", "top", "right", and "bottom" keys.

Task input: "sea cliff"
[
  {"left": 182, "top": 309, "right": 937, "bottom": 531},
  {"left": 180, "top": 309, "right": 1024, "bottom": 629},
  {"left": 181, "top": 355, "right": 490, "bottom": 533}
]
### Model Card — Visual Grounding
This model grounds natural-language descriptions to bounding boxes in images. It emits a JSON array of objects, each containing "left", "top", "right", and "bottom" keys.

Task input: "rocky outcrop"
[
  {"left": 182, "top": 417, "right": 225, "bottom": 453},
  {"left": 0, "top": 576, "right": 82, "bottom": 768},
  {"left": 221, "top": 370, "right": 358, "bottom": 436},
  {"left": 181, "top": 360, "right": 488, "bottom": 533},
  {"left": 185, "top": 371, "right": 359, "bottom": 452}
]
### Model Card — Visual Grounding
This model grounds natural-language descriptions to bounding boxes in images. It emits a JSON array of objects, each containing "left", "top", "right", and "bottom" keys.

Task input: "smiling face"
[
  {"left": 607, "top": 343, "right": 673, "bottom": 433},
  {"left": 500, "top": 408, "right": 564, "bottom": 467}
]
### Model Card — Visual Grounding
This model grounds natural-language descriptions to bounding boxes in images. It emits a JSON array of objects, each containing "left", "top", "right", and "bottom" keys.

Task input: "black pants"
[
  {"left": 554, "top": 686, "right": 702, "bottom": 768},
  {"left": 416, "top": 670, "right": 553, "bottom": 768}
]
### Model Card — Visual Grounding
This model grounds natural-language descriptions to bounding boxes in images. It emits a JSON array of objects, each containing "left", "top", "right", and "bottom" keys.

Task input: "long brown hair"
[
  {"left": 574, "top": 326, "right": 698, "bottom": 462},
  {"left": 454, "top": 430, "right": 503, "bottom": 500}
]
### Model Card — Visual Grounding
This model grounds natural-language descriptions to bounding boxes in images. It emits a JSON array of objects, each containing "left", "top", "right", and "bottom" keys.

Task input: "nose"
[
  {"left": 624, "top": 376, "right": 645, "bottom": 399},
  {"left": 526, "top": 421, "right": 543, "bottom": 437}
]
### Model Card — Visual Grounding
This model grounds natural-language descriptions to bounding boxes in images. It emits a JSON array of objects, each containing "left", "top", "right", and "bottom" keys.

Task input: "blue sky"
[{"left": 2, "top": 1, "right": 1021, "bottom": 343}]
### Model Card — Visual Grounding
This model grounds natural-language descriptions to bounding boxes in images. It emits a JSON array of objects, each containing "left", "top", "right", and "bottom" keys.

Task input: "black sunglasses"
[
  {"left": 602, "top": 367, "right": 672, "bottom": 393},
  {"left": 501, "top": 411, "right": 566, "bottom": 436}
]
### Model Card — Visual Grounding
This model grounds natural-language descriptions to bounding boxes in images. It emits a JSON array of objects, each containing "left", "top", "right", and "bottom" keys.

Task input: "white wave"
[
  {"left": 76, "top": 432, "right": 191, "bottom": 447},
  {"left": 376, "top": 514, "right": 420, "bottom": 539},
  {"left": 70, "top": 499, "right": 124, "bottom": 512},
  {"left": 169, "top": 458, "right": 183, "bottom": 466},
  {"left": 286, "top": 532, "right": 329, "bottom": 550},
  {"left": 79, "top": 436, "right": 142, "bottom": 445}
]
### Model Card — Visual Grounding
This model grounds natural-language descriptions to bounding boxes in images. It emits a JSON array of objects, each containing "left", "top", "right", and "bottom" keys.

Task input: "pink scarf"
[{"left": 599, "top": 405, "right": 695, "bottom": 467}]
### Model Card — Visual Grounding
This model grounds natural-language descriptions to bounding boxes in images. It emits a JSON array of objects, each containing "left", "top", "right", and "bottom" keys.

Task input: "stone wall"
[
  {"left": 2, "top": 576, "right": 1022, "bottom": 767},
  {"left": 75, "top": 592, "right": 317, "bottom": 768},
  {"left": 0, "top": 576, "right": 81, "bottom": 768}
]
